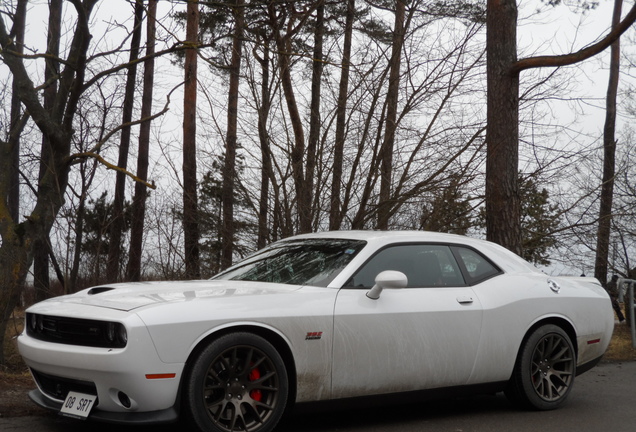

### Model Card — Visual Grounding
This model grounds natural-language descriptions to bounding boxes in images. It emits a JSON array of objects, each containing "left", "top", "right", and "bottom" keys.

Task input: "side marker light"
[{"left": 145, "top": 373, "right": 177, "bottom": 379}]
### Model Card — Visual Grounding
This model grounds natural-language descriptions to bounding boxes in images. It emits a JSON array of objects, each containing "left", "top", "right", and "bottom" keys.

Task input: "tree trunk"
[
  {"left": 303, "top": 1, "right": 324, "bottom": 233},
  {"left": 329, "top": 0, "right": 355, "bottom": 231},
  {"left": 595, "top": 0, "right": 623, "bottom": 286},
  {"left": 128, "top": 0, "right": 157, "bottom": 281},
  {"left": 221, "top": 0, "right": 245, "bottom": 270},
  {"left": 257, "top": 43, "right": 272, "bottom": 249},
  {"left": 107, "top": 0, "right": 144, "bottom": 282},
  {"left": 377, "top": 0, "right": 405, "bottom": 230},
  {"left": 0, "top": 239, "right": 30, "bottom": 365},
  {"left": 33, "top": 0, "right": 62, "bottom": 301},
  {"left": 183, "top": 0, "right": 200, "bottom": 279},
  {"left": 8, "top": 0, "right": 27, "bottom": 226},
  {"left": 485, "top": 0, "right": 522, "bottom": 255},
  {"left": 1, "top": 0, "right": 27, "bottom": 365},
  {"left": 68, "top": 191, "right": 86, "bottom": 294}
]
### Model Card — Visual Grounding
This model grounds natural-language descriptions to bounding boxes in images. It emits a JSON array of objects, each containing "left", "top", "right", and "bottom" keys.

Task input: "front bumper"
[
  {"left": 18, "top": 313, "right": 184, "bottom": 418},
  {"left": 28, "top": 389, "right": 179, "bottom": 425}
]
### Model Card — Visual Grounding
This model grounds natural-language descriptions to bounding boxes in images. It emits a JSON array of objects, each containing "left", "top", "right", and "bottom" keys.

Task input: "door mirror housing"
[{"left": 366, "top": 270, "right": 408, "bottom": 300}]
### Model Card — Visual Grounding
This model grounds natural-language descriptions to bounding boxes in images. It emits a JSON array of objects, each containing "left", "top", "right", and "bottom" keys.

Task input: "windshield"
[{"left": 213, "top": 239, "right": 366, "bottom": 287}]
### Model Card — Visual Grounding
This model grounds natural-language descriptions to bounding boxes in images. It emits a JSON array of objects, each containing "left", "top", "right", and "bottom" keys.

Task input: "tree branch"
[
  {"left": 70, "top": 152, "right": 156, "bottom": 190},
  {"left": 511, "top": 2, "right": 636, "bottom": 74},
  {"left": 83, "top": 82, "right": 180, "bottom": 155}
]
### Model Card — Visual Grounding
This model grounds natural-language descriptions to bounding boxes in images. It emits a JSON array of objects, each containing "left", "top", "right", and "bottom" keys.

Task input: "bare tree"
[
  {"left": 594, "top": 0, "right": 623, "bottom": 286},
  {"left": 348, "top": 4, "right": 486, "bottom": 229},
  {"left": 128, "top": 0, "right": 158, "bottom": 281},
  {"left": 107, "top": 0, "right": 145, "bottom": 282},
  {"left": 267, "top": 1, "right": 319, "bottom": 234},
  {"left": 183, "top": 0, "right": 201, "bottom": 278},
  {"left": 0, "top": 0, "right": 101, "bottom": 365},
  {"left": 8, "top": 0, "right": 26, "bottom": 269},
  {"left": 32, "top": 0, "right": 63, "bottom": 302},
  {"left": 255, "top": 40, "right": 273, "bottom": 249},
  {"left": 7, "top": 0, "right": 26, "bottom": 226},
  {"left": 377, "top": 0, "right": 406, "bottom": 230},
  {"left": 0, "top": 0, "right": 178, "bottom": 363},
  {"left": 329, "top": 0, "right": 355, "bottom": 231},
  {"left": 29, "top": 0, "right": 54, "bottom": 299},
  {"left": 305, "top": 0, "right": 325, "bottom": 233},
  {"left": 221, "top": 0, "right": 245, "bottom": 269},
  {"left": 485, "top": 0, "right": 636, "bottom": 255}
]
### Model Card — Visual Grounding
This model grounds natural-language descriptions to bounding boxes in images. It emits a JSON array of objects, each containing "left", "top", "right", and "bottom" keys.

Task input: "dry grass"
[
  {"left": 0, "top": 310, "right": 39, "bottom": 417},
  {"left": 2, "top": 310, "right": 28, "bottom": 375},
  {"left": 604, "top": 322, "right": 636, "bottom": 362}
]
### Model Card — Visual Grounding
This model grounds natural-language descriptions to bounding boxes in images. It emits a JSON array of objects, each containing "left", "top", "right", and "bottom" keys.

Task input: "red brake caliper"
[{"left": 248, "top": 367, "right": 262, "bottom": 401}]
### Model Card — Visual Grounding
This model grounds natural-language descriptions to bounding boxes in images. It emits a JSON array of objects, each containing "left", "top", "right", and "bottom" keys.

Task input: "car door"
[{"left": 331, "top": 244, "right": 484, "bottom": 399}]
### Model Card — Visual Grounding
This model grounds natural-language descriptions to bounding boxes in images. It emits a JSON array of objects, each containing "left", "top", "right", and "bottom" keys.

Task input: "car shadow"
[{"left": 278, "top": 392, "right": 514, "bottom": 432}]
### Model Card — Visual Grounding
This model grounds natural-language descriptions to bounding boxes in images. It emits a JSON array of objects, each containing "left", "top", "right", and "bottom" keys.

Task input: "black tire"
[
  {"left": 184, "top": 332, "right": 289, "bottom": 432},
  {"left": 505, "top": 324, "right": 575, "bottom": 410}
]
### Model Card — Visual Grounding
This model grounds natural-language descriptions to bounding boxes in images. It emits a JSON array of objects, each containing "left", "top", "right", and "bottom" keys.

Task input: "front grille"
[
  {"left": 31, "top": 369, "right": 98, "bottom": 403},
  {"left": 26, "top": 313, "right": 127, "bottom": 348}
]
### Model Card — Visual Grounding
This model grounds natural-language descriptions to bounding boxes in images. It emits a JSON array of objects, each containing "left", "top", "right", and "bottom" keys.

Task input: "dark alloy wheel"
[
  {"left": 505, "top": 324, "right": 575, "bottom": 410},
  {"left": 185, "top": 332, "right": 289, "bottom": 432}
]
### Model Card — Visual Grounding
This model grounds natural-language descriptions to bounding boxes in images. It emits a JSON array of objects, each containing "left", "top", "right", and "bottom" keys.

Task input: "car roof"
[
  {"left": 287, "top": 230, "right": 540, "bottom": 274},
  {"left": 289, "top": 230, "right": 492, "bottom": 249}
]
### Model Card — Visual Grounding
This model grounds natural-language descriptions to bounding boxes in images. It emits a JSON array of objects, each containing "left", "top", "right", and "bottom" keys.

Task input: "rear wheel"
[
  {"left": 184, "top": 332, "right": 289, "bottom": 432},
  {"left": 505, "top": 324, "right": 575, "bottom": 410}
]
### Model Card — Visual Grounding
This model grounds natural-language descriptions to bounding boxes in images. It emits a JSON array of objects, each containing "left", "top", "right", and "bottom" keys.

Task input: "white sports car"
[{"left": 19, "top": 231, "right": 614, "bottom": 432}]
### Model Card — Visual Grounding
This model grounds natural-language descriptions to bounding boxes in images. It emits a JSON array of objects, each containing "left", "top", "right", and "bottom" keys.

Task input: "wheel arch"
[
  {"left": 521, "top": 317, "right": 578, "bottom": 359},
  {"left": 181, "top": 325, "right": 298, "bottom": 410}
]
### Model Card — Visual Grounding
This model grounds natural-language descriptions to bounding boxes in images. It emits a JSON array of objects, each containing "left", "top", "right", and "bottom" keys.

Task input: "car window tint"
[
  {"left": 346, "top": 244, "right": 465, "bottom": 289},
  {"left": 213, "top": 239, "right": 366, "bottom": 287},
  {"left": 453, "top": 247, "right": 500, "bottom": 284}
]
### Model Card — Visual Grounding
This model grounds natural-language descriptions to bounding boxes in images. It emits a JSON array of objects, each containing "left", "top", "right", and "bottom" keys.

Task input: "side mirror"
[{"left": 366, "top": 270, "right": 408, "bottom": 300}]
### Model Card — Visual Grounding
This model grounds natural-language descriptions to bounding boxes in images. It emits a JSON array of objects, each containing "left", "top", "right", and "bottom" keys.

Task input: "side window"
[
  {"left": 452, "top": 247, "right": 501, "bottom": 284},
  {"left": 346, "top": 244, "right": 466, "bottom": 288}
]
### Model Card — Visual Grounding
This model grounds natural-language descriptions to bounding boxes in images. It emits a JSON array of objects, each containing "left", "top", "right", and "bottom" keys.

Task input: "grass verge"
[{"left": 603, "top": 322, "right": 636, "bottom": 362}]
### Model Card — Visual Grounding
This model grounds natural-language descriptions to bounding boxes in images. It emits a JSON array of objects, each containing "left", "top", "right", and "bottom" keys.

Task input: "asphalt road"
[{"left": 2, "top": 361, "right": 635, "bottom": 432}]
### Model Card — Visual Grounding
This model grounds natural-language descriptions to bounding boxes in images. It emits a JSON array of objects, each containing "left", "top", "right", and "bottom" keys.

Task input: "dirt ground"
[
  {"left": 0, "top": 311, "right": 45, "bottom": 418},
  {"left": 0, "top": 371, "right": 43, "bottom": 418}
]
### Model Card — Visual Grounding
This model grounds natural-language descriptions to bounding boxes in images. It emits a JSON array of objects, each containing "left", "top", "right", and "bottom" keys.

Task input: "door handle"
[{"left": 456, "top": 296, "right": 474, "bottom": 304}]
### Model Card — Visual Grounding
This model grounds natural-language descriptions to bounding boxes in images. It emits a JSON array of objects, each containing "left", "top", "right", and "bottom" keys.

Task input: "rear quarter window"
[{"left": 452, "top": 246, "right": 502, "bottom": 284}]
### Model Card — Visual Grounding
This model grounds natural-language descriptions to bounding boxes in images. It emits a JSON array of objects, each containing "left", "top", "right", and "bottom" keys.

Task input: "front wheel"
[
  {"left": 184, "top": 332, "right": 289, "bottom": 432},
  {"left": 505, "top": 324, "right": 575, "bottom": 410}
]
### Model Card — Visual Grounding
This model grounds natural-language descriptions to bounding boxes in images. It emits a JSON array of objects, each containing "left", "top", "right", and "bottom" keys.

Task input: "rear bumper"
[{"left": 576, "top": 354, "right": 604, "bottom": 376}]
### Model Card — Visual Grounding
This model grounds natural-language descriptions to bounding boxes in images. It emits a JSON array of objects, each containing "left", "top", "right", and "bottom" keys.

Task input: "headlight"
[
  {"left": 106, "top": 322, "right": 116, "bottom": 342},
  {"left": 106, "top": 322, "right": 127, "bottom": 347},
  {"left": 117, "top": 323, "right": 128, "bottom": 346}
]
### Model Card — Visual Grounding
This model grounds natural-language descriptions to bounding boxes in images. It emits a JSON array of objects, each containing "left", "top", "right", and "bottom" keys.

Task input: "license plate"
[{"left": 59, "top": 391, "right": 97, "bottom": 419}]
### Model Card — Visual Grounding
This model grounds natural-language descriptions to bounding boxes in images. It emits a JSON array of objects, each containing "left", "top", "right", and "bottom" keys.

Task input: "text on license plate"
[{"left": 60, "top": 391, "right": 97, "bottom": 419}]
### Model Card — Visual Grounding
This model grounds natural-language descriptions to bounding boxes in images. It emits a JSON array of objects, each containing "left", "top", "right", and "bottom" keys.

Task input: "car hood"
[{"left": 38, "top": 280, "right": 302, "bottom": 312}]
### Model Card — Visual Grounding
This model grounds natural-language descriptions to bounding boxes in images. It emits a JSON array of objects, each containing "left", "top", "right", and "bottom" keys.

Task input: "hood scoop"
[{"left": 87, "top": 287, "right": 116, "bottom": 295}]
